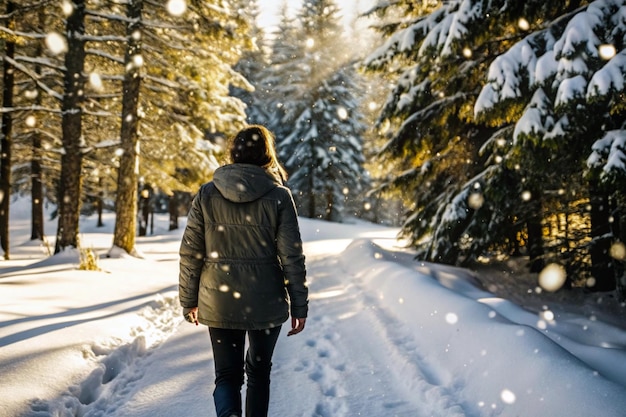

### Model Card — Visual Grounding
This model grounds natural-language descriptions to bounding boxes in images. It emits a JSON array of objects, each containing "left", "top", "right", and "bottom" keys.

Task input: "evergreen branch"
[
  {"left": 0, "top": 105, "right": 60, "bottom": 114},
  {"left": 0, "top": 25, "right": 46, "bottom": 40},
  {"left": 79, "top": 34, "right": 128, "bottom": 43},
  {"left": 14, "top": 55, "right": 63, "bottom": 72},
  {"left": 143, "top": 73, "right": 180, "bottom": 89},
  {"left": 1, "top": 55, "right": 62, "bottom": 101},
  {"left": 85, "top": 48, "right": 124, "bottom": 64}
]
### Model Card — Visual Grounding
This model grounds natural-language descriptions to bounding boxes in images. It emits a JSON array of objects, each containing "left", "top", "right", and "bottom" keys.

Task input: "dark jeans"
[{"left": 208, "top": 326, "right": 282, "bottom": 417}]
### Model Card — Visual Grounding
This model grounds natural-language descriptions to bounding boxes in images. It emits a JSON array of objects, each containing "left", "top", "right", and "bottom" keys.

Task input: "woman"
[{"left": 179, "top": 125, "right": 308, "bottom": 417}]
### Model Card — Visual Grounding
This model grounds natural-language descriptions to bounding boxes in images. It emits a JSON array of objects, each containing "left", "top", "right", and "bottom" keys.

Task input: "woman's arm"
[
  {"left": 179, "top": 188, "right": 206, "bottom": 311},
  {"left": 276, "top": 188, "right": 309, "bottom": 321}
]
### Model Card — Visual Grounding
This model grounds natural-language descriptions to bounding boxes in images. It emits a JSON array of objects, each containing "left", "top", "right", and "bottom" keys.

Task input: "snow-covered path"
[
  {"left": 2, "top": 210, "right": 626, "bottom": 417},
  {"left": 271, "top": 245, "right": 465, "bottom": 417}
]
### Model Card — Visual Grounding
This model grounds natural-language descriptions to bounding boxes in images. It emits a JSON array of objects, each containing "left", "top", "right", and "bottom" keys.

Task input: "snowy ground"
[{"left": 2, "top": 197, "right": 626, "bottom": 417}]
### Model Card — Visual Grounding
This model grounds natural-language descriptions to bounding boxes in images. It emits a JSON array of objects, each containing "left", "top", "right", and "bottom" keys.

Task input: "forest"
[{"left": 1, "top": 0, "right": 625, "bottom": 299}]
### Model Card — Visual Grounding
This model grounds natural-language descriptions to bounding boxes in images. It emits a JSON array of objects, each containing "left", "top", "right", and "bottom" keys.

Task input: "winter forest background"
[{"left": 1, "top": 0, "right": 626, "bottom": 300}]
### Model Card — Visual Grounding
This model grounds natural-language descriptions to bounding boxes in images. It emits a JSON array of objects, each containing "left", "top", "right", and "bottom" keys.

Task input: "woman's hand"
[
  {"left": 183, "top": 307, "right": 199, "bottom": 326},
  {"left": 287, "top": 317, "right": 306, "bottom": 336}
]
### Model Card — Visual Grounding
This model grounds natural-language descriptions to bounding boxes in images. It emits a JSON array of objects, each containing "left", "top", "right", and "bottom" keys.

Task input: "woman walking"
[{"left": 179, "top": 125, "right": 308, "bottom": 417}]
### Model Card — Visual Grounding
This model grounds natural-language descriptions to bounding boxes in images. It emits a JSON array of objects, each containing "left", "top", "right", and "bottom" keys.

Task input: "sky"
[
  {"left": 256, "top": 0, "right": 376, "bottom": 34},
  {"left": 2, "top": 198, "right": 626, "bottom": 417}
]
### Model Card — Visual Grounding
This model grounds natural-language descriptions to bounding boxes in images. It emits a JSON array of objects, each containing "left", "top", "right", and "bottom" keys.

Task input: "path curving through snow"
[{"left": 2, "top": 214, "right": 626, "bottom": 417}]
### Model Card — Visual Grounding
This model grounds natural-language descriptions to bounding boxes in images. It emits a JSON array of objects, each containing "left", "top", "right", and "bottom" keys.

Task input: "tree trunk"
[
  {"left": 31, "top": 132, "right": 44, "bottom": 240},
  {"left": 168, "top": 192, "right": 179, "bottom": 231},
  {"left": 96, "top": 177, "right": 104, "bottom": 228},
  {"left": 55, "top": 0, "right": 87, "bottom": 254},
  {"left": 324, "top": 185, "right": 333, "bottom": 221},
  {"left": 612, "top": 203, "right": 626, "bottom": 301},
  {"left": 96, "top": 192, "right": 104, "bottom": 227},
  {"left": 0, "top": 1, "right": 16, "bottom": 260},
  {"left": 527, "top": 195, "right": 545, "bottom": 273},
  {"left": 112, "top": 0, "right": 143, "bottom": 254},
  {"left": 589, "top": 180, "right": 613, "bottom": 291},
  {"left": 307, "top": 157, "right": 316, "bottom": 218},
  {"left": 138, "top": 184, "right": 152, "bottom": 236},
  {"left": 31, "top": 8, "right": 45, "bottom": 241}
]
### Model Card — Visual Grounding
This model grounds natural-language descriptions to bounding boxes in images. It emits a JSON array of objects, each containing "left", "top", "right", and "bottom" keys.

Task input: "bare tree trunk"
[
  {"left": 95, "top": 174, "right": 104, "bottom": 228},
  {"left": 1, "top": 1, "right": 16, "bottom": 260},
  {"left": 589, "top": 180, "right": 613, "bottom": 291},
  {"left": 112, "top": 0, "right": 143, "bottom": 254},
  {"left": 138, "top": 184, "right": 152, "bottom": 236},
  {"left": 31, "top": 8, "right": 45, "bottom": 241},
  {"left": 612, "top": 204, "right": 626, "bottom": 301},
  {"left": 55, "top": 0, "right": 87, "bottom": 253},
  {"left": 324, "top": 184, "right": 334, "bottom": 221},
  {"left": 168, "top": 192, "right": 179, "bottom": 231},
  {"left": 307, "top": 151, "right": 316, "bottom": 219},
  {"left": 95, "top": 192, "right": 104, "bottom": 227},
  {"left": 527, "top": 194, "right": 545, "bottom": 273}
]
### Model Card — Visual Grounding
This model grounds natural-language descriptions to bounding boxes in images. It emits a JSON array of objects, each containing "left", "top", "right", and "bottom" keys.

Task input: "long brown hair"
[{"left": 229, "top": 125, "right": 288, "bottom": 182}]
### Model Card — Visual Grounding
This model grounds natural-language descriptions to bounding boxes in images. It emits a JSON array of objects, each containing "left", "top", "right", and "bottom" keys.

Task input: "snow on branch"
[
  {"left": 2, "top": 55, "right": 62, "bottom": 101},
  {"left": 475, "top": 0, "right": 626, "bottom": 117},
  {"left": 143, "top": 74, "right": 179, "bottom": 89},
  {"left": 0, "top": 25, "right": 46, "bottom": 41},
  {"left": 553, "top": 5, "right": 602, "bottom": 61},
  {"left": 587, "top": 130, "right": 626, "bottom": 177},
  {"left": 434, "top": 0, "right": 483, "bottom": 57},
  {"left": 14, "top": 55, "right": 64, "bottom": 72},
  {"left": 555, "top": 74, "right": 587, "bottom": 107},
  {"left": 365, "top": 0, "right": 487, "bottom": 69},
  {"left": 474, "top": 36, "right": 544, "bottom": 116},
  {"left": 85, "top": 48, "right": 124, "bottom": 65},
  {"left": 364, "top": 7, "right": 446, "bottom": 68},
  {"left": 587, "top": 50, "right": 626, "bottom": 98},
  {"left": 0, "top": 105, "right": 61, "bottom": 115},
  {"left": 79, "top": 34, "right": 128, "bottom": 43},
  {"left": 85, "top": 9, "right": 135, "bottom": 24},
  {"left": 513, "top": 88, "right": 554, "bottom": 143}
]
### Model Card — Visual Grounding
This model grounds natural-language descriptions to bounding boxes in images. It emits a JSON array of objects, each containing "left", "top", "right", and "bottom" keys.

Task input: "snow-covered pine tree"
[
  {"left": 364, "top": 0, "right": 515, "bottom": 265},
  {"left": 262, "top": 2, "right": 309, "bottom": 144},
  {"left": 364, "top": 0, "right": 618, "bottom": 280},
  {"left": 282, "top": 63, "right": 368, "bottom": 221},
  {"left": 230, "top": 0, "right": 270, "bottom": 126},
  {"left": 276, "top": 0, "right": 368, "bottom": 221},
  {"left": 475, "top": 0, "right": 626, "bottom": 289}
]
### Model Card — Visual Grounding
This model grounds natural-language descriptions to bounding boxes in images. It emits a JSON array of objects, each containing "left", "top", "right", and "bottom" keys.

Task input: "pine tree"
[
  {"left": 55, "top": 0, "right": 87, "bottom": 254},
  {"left": 282, "top": 63, "right": 368, "bottom": 220},
  {"left": 474, "top": 0, "right": 626, "bottom": 288},
  {"left": 263, "top": 3, "right": 309, "bottom": 143},
  {"left": 0, "top": 0, "right": 254, "bottom": 257},
  {"left": 365, "top": 1, "right": 584, "bottom": 267},
  {"left": 108, "top": 0, "right": 253, "bottom": 250},
  {"left": 1, "top": 2, "right": 65, "bottom": 247},
  {"left": 365, "top": 0, "right": 626, "bottom": 292},
  {"left": 230, "top": 0, "right": 267, "bottom": 125},
  {"left": 364, "top": 0, "right": 504, "bottom": 265},
  {"left": 112, "top": 0, "right": 144, "bottom": 255},
  {"left": 277, "top": 0, "right": 368, "bottom": 220},
  {"left": 0, "top": 1, "right": 16, "bottom": 259}
]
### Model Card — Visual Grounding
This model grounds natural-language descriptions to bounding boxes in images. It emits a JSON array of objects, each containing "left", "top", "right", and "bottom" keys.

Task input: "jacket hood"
[{"left": 213, "top": 164, "right": 281, "bottom": 203}]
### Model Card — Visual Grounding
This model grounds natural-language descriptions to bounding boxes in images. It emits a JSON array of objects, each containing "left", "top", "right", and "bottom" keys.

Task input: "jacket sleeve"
[
  {"left": 276, "top": 188, "right": 308, "bottom": 318},
  {"left": 179, "top": 188, "right": 205, "bottom": 308}
]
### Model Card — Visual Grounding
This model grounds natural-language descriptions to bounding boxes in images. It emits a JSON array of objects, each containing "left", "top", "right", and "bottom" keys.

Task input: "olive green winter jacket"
[{"left": 178, "top": 163, "right": 308, "bottom": 330}]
